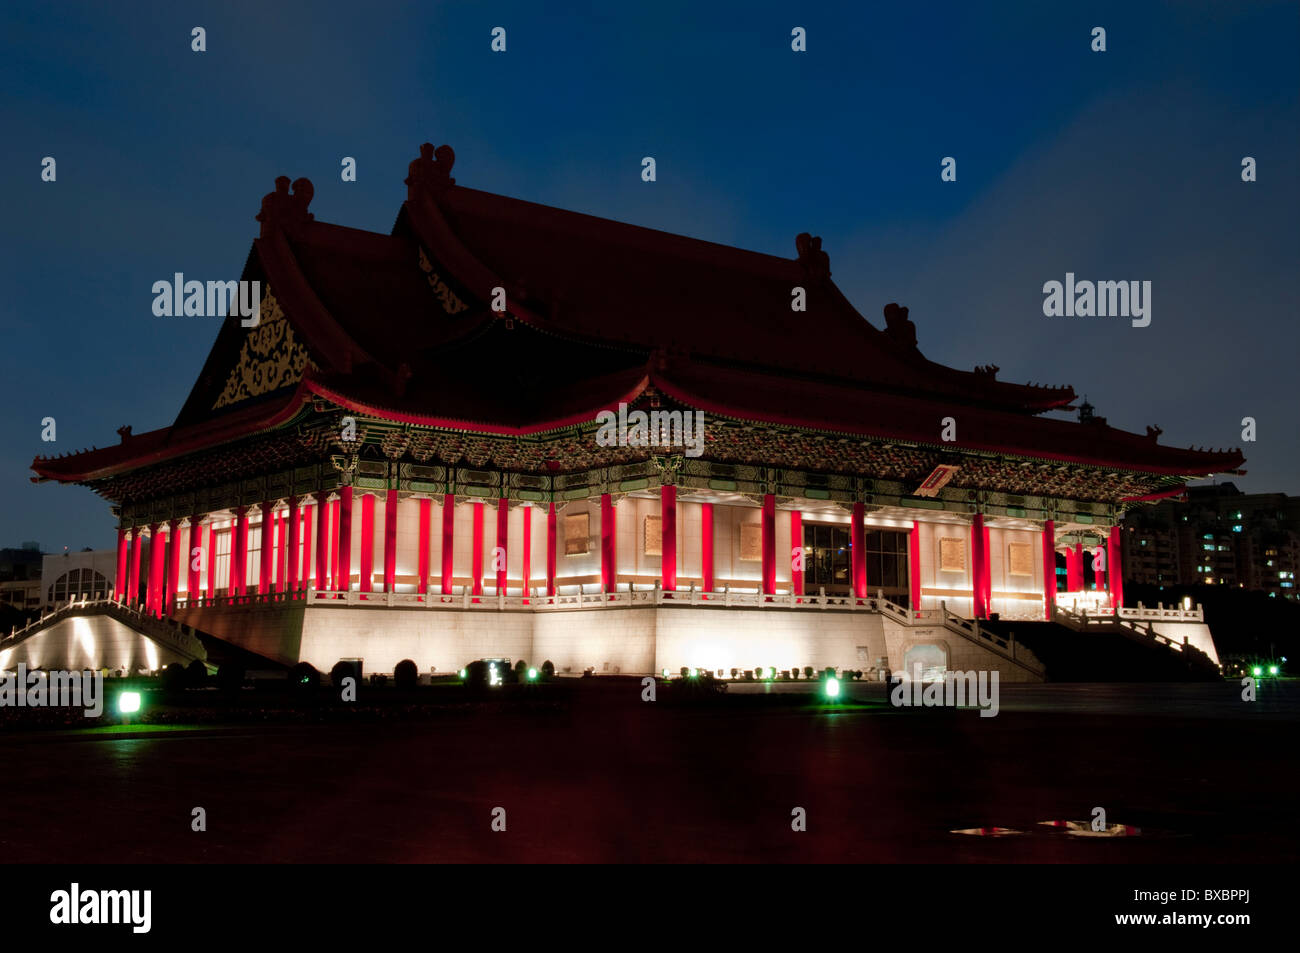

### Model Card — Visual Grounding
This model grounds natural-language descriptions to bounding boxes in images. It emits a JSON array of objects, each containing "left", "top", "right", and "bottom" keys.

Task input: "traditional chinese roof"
[{"left": 31, "top": 142, "right": 1245, "bottom": 497}]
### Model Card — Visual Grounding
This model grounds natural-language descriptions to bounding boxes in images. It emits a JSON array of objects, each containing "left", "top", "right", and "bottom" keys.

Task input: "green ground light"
[{"left": 117, "top": 691, "right": 142, "bottom": 715}]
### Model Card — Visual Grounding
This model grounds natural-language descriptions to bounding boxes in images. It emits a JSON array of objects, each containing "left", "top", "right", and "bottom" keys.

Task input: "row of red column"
[
  {"left": 114, "top": 496, "right": 1120, "bottom": 615},
  {"left": 111, "top": 493, "right": 802, "bottom": 606}
]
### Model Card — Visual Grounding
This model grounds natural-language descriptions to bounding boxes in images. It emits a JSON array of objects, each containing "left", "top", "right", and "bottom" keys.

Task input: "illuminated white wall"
[{"left": 988, "top": 525, "right": 1046, "bottom": 621}]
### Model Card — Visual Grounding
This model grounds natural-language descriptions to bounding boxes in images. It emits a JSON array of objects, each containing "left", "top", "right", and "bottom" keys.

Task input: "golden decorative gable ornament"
[
  {"left": 419, "top": 248, "right": 470, "bottom": 315},
  {"left": 212, "top": 290, "right": 312, "bottom": 409}
]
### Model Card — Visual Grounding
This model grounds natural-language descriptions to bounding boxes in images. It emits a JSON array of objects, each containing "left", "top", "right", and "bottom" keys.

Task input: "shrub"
[
  {"left": 680, "top": 666, "right": 690, "bottom": 678},
  {"left": 185, "top": 659, "right": 208, "bottom": 688},
  {"left": 804, "top": 666, "right": 814, "bottom": 679},
  {"left": 161, "top": 662, "right": 187, "bottom": 694},
  {"left": 330, "top": 661, "right": 354, "bottom": 688},
  {"left": 393, "top": 659, "right": 418, "bottom": 690},
  {"left": 290, "top": 662, "right": 320, "bottom": 691},
  {"left": 514, "top": 659, "right": 528, "bottom": 674},
  {"left": 541, "top": 660, "right": 555, "bottom": 678}
]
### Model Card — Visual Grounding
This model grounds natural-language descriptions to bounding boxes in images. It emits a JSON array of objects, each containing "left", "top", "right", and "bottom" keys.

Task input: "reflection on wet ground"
[{"left": 2, "top": 680, "right": 1296, "bottom": 862}]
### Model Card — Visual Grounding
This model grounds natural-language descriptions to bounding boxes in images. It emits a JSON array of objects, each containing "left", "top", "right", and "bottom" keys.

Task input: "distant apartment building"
[{"left": 1121, "top": 483, "right": 1300, "bottom": 600}]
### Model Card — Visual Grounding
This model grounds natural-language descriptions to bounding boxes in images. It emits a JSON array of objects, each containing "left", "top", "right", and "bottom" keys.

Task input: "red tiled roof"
[{"left": 31, "top": 144, "right": 1243, "bottom": 486}]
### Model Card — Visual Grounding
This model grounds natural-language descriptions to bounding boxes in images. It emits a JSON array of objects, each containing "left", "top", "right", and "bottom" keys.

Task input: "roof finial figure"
[
  {"left": 256, "top": 175, "right": 315, "bottom": 234},
  {"left": 882, "top": 302, "right": 918, "bottom": 349},
  {"left": 795, "top": 233, "right": 831, "bottom": 279},
  {"left": 406, "top": 142, "right": 456, "bottom": 196}
]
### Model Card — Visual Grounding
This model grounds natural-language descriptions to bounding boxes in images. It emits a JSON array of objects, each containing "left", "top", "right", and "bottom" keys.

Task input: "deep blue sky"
[{"left": 2, "top": 0, "right": 1297, "bottom": 551}]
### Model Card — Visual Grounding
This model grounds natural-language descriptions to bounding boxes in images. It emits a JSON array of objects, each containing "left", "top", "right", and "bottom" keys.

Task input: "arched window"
[{"left": 47, "top": 568, "right": 110, "bottom": 604}]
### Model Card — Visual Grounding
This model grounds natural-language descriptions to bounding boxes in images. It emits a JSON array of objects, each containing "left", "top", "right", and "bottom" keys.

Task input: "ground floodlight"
[
  {"left": 824, "top": 677, "right": 841, "bottom": 699},
  {"left": 1269, "top": 665, "right": 1279, "bottom": 675},
  {"left": 459, "top": 668, "right": 467, "bottom": 679},
  {"left": 527, "top": 667, "right": 538, "bottom": 681},
  {"left": 118, "top": 691, "right": 142, "bottom": 714},
  {"left": 1252, "top": 666, "right": 1262, "bottom": 677}
]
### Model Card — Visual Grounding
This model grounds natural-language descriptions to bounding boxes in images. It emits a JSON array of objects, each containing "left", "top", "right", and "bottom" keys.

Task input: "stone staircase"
[{"left": 2, "top": 597, "right": 208, "bottom": 664}]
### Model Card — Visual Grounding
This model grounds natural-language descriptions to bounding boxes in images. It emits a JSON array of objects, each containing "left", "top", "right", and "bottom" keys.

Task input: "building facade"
[
  {"left": 1121, "top": 483, "right": 1300, "bottom": 599},
  {"left": 30, "top": 143, "right": 1242, "bottom": 678}
]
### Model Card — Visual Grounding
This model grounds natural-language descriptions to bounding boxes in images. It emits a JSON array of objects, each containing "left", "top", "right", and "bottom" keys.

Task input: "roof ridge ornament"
[
  {"left": 256, "top": 175, "right": 314, "bottom": 236},
  {"left": 882, "top": 302, "right": 918, "bottom": 350},
  {"left": 406, "top": 142, "right": 456, "bottom": 198},
  {"left": 795, "top": 232, "right": 830, "bottom": 280}
]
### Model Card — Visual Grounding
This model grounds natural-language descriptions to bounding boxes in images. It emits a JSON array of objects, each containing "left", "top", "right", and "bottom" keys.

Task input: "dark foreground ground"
[{"left": 2, "top": 679, "right": 1297, "bottom": 863}]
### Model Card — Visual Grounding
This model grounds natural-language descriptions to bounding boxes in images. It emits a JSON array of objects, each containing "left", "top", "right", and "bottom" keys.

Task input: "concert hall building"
[{"left": 29, "top": 142, "right": 1242, "bottom": 680}]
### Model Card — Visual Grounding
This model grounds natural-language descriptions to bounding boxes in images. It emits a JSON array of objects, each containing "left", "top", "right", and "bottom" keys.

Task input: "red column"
[
  {"left": 359, "top": 493, "right": 375, "bottom": 594},
  {"left": 1042, "top": 519, "right": 1057, "bottom": 621},
  {"left": 274, "top": 511, "right": 285, "bottom": 592},
  {"left": 287, "top": 497, "right": 300, "bottom": 592},
  {"left": 383, "top": 489, "right": 399, "bottom": 593},
  {"left": 761, "top": 494, "right": 776, "bottom": 596},
  {"left": 600, "top": 493, "right": 616, "bottom": 594},
  {"left": 417, "top": 498, "right": 431, "bottom": 596},
  {"left": 1108, "top": 526, "right": 1124, "bottom": 609},
  {"left": 441, "top": 494, "right": 455, "bottom": 595},
  {"left": 851, "top": 501, "right": 866, "bottom": 599},
  {"left": 187, "top": 517, "right": 202, "bottom": 601},
  {"left": 496, "top": 498, "right": 509, "bottom": 595},
  {"left": 300, "top": 505, "right": 313, "bottom": 595},
  {"left": 258, "top": 501, "right": 273, "bottom": 596},
  {"left": 337, "top": 487, "right": 353, "bottom": 594},
  {"left": 205, "top": 523, "right": 215, "bottom": 600},
  {"left": 128, "top": 528, "right": 142, "bottom": 604},
  {"left": 522, "top": 505, "right": 533, "bottom": 602},
  {"left": 546, "top": 502, "right": 557, "bottom": 597},
  {"left": 314, "top": 493, "right": 329, "bottom": 590},
  {"left": 329, "top": 499, "right": 340, "bottom": 589},
  {"left": 661, "top": 485, "right": 677, "bottom": 592},
  {"left": 971, "top": 514, "right": 988, "bottom": 619},
  {"left": 909, "top": 520, "right": 922, "bottom": 614},
  {"left": 471, "top": 501, "right": 484, "bottom": 597},
  {"left": 166, "top": 518, "right": 181, "bottom": 614},
  {"left": 1066, "top": 543, "right": 1083, "bottom": 593},
  {"left": 701, "top": 502, "right": 715, "bottom": 594},
  {"left": 148, "top": 523, "right": 165, "bottom": 617},
  {"left": 982, "top": 521, "right": 992, "bottom": 615},
  {"left": 114, "top": 527, "right": 128, "bottom": 599},
  {"left": 790, "top": 510, "right": 804, "bottom": 597},
  {"left": 233, "top": 507, "right": 248, "bottom": 597}
]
